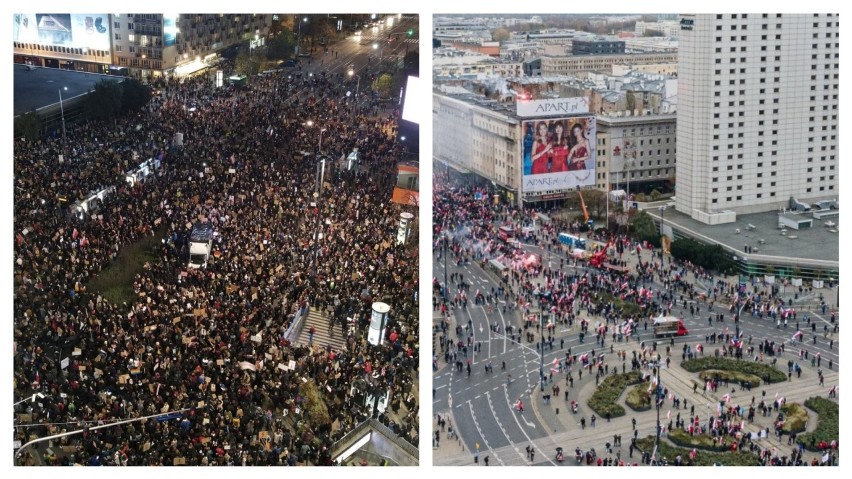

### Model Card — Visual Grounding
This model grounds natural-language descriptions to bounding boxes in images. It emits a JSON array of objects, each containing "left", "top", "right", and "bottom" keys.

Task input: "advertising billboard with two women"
[{"left": 521, "top": 115, "right": 596, "bottom": 193}]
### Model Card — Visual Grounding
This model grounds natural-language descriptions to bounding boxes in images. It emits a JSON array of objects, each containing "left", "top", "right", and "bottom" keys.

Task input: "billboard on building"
[
  {"left": 521, "top": 115, "right": 596, "bottom": 193},
  {"left": 13, "top": 14, "right": 110, "bottom": 51},
  {"left": 163, "top": 15, "right": 178, "bottom": 47},
  {"left": 401, "top": 75, "right": 420, "bottom": 124},
  {"left": 516, "top": 97, "right": 589, "bottom": 118}
]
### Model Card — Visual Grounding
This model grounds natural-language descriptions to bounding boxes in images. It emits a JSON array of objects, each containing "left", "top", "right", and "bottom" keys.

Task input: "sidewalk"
[
  {"left": 525, "top": 339, "right": 838, "bottom": 464},
  {"left": 450, "top": 217, "right": 838, "bottom": 464},
  {"left": 432, "top": 409, "right": 475, "bottom": 466},
  {"left": 513, "top": 234, "right": 837, "bottom": 463}
]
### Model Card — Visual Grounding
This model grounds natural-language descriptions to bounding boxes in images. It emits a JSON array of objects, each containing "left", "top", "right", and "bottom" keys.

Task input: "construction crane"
[
  {"left": 589, "top": 240, "right": 611, "bottom": 268},
  {"left": 577, "top": 189, "right": 590, "bottom": 223}
]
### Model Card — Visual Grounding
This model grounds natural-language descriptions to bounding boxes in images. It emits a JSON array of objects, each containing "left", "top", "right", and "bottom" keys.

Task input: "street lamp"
[
  {"left": 13, "top": 393, "right": 46, "bottom": 407},
  {"left": 653, "top": 361, "right": 662, "bottom": 465},
  {"left": 297, "top": 16, "right": 308, "bottom": 55},
  {"left": 372, "top": 42, "right": 383, "bottom": 63},
  {"left": 735, "top": 292, "right": 753, "bottom": 338},
  {"left": 623, "top": 157, "right": 635, "bottom": 210},
  {"left": 348, "top": 69, "right": 361, "bottom": 114},
  {"left": 443, "top": 235, "right": 449, "bottom": 300},
  {"left": 15, "top": 408, "right": 191, "bottom": 465},
  {"left": 250, "top": 34, "right": 259, "bottom": 56},
  {"left": 659, "top": 206, "right": 667, "bottom": 266},
  {"left": 58, "top": 86, "right": 67, "bottom": 156},
  {"left": 313, "top": 156, "right": 327, "bottom": 262},
  {"left": 540, "top": 316, "right": 545, "bottom": 392},
  {"left": 441, "top": 216, "right": 449, "bottom": 301},
  {"left": 309, "top": 122, "right": 328, "bottom": 263}
]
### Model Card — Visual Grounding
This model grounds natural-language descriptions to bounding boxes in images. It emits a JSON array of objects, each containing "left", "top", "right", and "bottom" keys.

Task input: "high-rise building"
[{"left": 676, "top": 13, "right": 839, "bottom": 224}]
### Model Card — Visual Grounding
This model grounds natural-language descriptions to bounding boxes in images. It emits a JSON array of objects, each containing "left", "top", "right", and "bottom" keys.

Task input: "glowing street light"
[
  {"left": 58, "top": 86, "right": 68, "bottom": 156},
  {"left": 348, "top": 69, "right": 361, "bottom": 114}
]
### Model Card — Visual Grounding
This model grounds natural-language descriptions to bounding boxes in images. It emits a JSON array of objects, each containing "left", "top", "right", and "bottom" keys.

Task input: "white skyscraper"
[{"left": 676, "top": 14, "right": 839, "bottom": 224}]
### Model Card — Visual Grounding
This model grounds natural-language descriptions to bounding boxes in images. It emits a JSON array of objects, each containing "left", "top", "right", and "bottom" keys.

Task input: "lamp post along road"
[
  {"left": 14, "top": 393, "right": 46, "bottom": 407},
  {"left": 58, "top": 86, "right": 67, "bottom": 156},
  {"left": 441, "top": 214, "right": 450, "bottom": 301},
  {"left": 735, "top": 292, "right": 753, "bottom": 337},
  {"left": 15, "top": 408, "right": 191, "bottom": 464},
  {"left": 443, "top": 236, "right": 448, "bottom": 299},
  {"left": 659, "top": 206, "right": 667, "bottom": 266},
  {"left": 540, "top": 314, "right": 545, "bottom": 392},
  {"left": 297, "top": 17, "right": 308, "bottom": 55},
  {"left": 313, "top": 151, "right": 327, "bottom": 262},
  {"left": 348, "top": 69, "right": 361, "bottom": 115},
  {"left": 653, "top": 363, "right": 662, "bottom": 465},
  {"left": 372, "top": 43, "right": 383, "bottom": 65}
]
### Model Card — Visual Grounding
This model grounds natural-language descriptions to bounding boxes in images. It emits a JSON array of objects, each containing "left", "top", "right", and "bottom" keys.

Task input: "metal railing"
[
  {"left": 331, "top": 418, "right": 372, "bottom": 453},
  {"left": 366, "top": 419, "right": 419, "bottom": 458},
  {"left": 330, "top": 418, "right": 418, "bottom": 461},
  {"left": 283, "top": 306, "right": 307, "bottom": 343},
  {"left": 343, "top": 449, "right": 398, "bottom": 466}
]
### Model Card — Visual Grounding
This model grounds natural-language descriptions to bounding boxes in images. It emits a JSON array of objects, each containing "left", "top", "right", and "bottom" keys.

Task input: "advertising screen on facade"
[
  {"left": 401, "top": 75, "right": 420, "bottom": 124},
  {"left": 163, "top": 15, "right": 177, "bottom": 47},
  {"left": 13, "top": 14, "right": 110, "bottom": 51},
  {"left": 521, "top": 115, "right": 596, "bottom": 193}
]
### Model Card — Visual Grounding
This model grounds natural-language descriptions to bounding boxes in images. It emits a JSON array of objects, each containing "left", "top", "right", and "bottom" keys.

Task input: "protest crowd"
[
  {"left": 433, "top": 171, "right": 838, "bottom": 467},
  {"left": 14, "top": 64, "right": 419, "bottom": 466}
]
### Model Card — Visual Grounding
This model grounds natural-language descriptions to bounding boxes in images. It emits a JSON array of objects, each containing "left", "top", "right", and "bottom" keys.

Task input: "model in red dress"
[{"left": 530, "top": 121, "right": 552, "bottom": 174}]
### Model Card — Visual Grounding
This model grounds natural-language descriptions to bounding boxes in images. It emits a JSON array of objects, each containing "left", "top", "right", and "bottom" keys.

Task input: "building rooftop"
[
  {"left": 13, "top": 64, "right": 124, "bottom": 116},
  {"left": 647, "top": 206, "right": 839, "bottom": 265}
]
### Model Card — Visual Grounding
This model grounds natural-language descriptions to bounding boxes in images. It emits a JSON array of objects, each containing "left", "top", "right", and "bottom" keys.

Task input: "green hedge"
[
  {"left": 636, "top": 436, "right": 760, "bottom": 466},
  {"left": 698, "top": 370, "right": 762, "bottom": 389},
  {"left": 798, "top": 397, "right": 838, "bottom": 451},
  {"left": 670, "top": 238, "right": 736, "bottom": 275},
  {"left": 681, "top": 357, "right": 786, "bottom": 383},
  {"left": 598, "top": 292, "right": 645, "bottom": 319},
  {"left": 626, "top": 384, "right": 652, "bottom": 411},
  {"left": 780, "top": 403, "right": 808, "bottom": 434},
  {"left": 668, "top": 429, "right": 731, "bottom": 453},
  {"left": 587, "top": 370, "right": 643, "bottom": 418}
]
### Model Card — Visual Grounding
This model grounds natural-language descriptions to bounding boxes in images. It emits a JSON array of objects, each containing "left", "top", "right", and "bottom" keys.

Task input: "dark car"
[{"left": 282, "top": 59, "right": 299, "bottom": 68}]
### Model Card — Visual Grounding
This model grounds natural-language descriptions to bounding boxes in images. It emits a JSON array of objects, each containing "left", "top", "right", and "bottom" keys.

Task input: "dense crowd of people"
[
  {"left": 14, "top": 63, "right": 418, "bottom": 465},
  {"left": 432, "top": 172, "right": 838, "bottom": 467}
]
